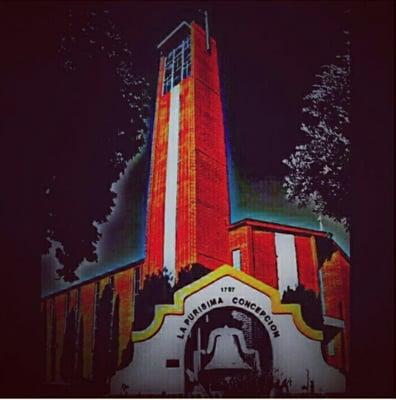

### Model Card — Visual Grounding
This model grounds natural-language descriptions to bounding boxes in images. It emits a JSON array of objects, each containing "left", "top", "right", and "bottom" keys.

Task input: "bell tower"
[{"left": 143, "top": 20, "right": 231, "bottom": 282}]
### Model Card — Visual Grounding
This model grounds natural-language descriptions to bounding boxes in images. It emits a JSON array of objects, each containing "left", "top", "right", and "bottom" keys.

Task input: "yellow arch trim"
[{"left": 132, "top": 265, "right": 323, "bottom": 343}]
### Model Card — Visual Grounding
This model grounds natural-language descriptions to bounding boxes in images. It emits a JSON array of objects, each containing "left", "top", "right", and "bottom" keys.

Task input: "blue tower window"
[{"left": 163, "top": 36, "right": 191, "bottom": 94}]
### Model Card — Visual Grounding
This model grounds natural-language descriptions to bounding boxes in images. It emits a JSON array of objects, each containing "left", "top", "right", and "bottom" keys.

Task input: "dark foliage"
[
  {"left": 133, "top": 270, "right": 173, "bottom": 331},
  {"left": 119, "top": 336, "right": 134, "bottom": 370},
  {"left": 92, "top": 283, "right": 114, "bottom": 383},
  {"left": 110, "top": 295, "right": 120, "bottom": 375},
  {"left": 60, "top": 309, "right": 77, "bottom": 382},
  {"left": 41, "top": 306, "right": 47, "bottom": 383},
  {"left": 43, "top": 8, "right": 150, "bottom": 282},
  {"left": 282, "top": 284, "right": 323, "bottom": 330},
  {"left": 219, "top": 373, "right": 273, "bottom": 397},
  {"left": 134, "top": 264, "right": 210, "bottom": 331},
  {"left": 283, "top": 34, "right": 351, "bottom": 230},
  {"left": 315, "top": 236, "right": 337, "bottom": 267},
  {"left": 174, "top": 263, "right": 211, "bottom": 291},
  {"left": 76, "top": 316, "right": 84, "bottom": 380},
  {"left": 50, "top": 310, "right": 57, "bottom": 382},
  {"left": 91, "top": 283, "right": 122, "bottom": 384}
]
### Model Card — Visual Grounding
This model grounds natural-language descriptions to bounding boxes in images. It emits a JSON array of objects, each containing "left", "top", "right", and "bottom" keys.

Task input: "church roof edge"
[
  {"left": 42, "top": 258, "right": 144, "bottom": 300},
  {"left": 229, "top": 218, "right": 330, "bottom": 238}
]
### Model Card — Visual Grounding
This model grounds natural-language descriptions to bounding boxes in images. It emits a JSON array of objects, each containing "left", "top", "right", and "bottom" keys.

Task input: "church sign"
[{"left": 111, "top": 266, "right": 345, "bottom": 396}]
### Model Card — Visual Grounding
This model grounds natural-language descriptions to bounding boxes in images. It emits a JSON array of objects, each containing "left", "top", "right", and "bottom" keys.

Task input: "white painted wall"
[
  {"left": 232, "top": 249, "right": 241, "bottom": 270},
  {"left": 163, "top": 84, "right": 180, "bottom": 285},
  {"left": 111, "top": 276, "right": 345, "bottom": 395},
  {"left": 275, "top": 233, "right": 299, "bottom": 295}
]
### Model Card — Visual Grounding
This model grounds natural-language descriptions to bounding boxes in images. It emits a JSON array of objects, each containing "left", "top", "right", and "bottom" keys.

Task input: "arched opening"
[{"left": 184, "top": 306, "right": 273, "bottom": 397}]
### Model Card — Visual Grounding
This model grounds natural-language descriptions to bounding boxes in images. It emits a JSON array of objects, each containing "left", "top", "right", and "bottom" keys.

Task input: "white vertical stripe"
[
  {"left": 275, "top": 233, "right": 299, "bottom": 295},
  {"left": 232, "top": 249, "right": 241, "bottom": 270},
  {"left": 318, "top": 269, "right": 326, "bottom": 314},
  {"left": 327, "top": 338, "right": 335, "bottom": 356},
  {"left": 163, "top": 84, "right": 180, "bottom": 285}
]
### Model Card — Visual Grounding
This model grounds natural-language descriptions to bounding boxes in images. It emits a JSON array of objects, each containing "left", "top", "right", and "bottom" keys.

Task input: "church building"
[{"left": 42, "top": 19, "right": 350, "bottom": 396}]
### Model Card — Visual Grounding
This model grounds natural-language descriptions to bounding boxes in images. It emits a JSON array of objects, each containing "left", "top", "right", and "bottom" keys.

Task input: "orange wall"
[
  {"left": 143, "top": 56, "right": 169, "bottom": 278},
  {"left": 43, "top": 265, "right": 140, "bottom": 383},
  {"left": 144, "top": 23, "right": 231, "bottom": 280},
  {"left": 80, "top": 282, "right": 95, "bottom": 380},
  {"left": 229, "top": 227, "right": 278, "bottom": 289},
  {"left": 114, "top": 269, "right": 134, "bottom": 366},
  {"left": 176, "top": 77, "right": 197, "bottom": 269},
  {"left": 44, "top": 300, "right": 54, "bottom": 382},
  {"left": 54, "top": 293, "right": 66, "bottom": 382},
  {"left": 229, "top": 225, "right": 254, "bottom": 275},
  {"left": 321, "top": 250, "right": 350, "bottom": 371},
  {"left": 193, "top": 23, "right": 230, "bottom": 269},
  {"left": 252, "top": 230, "right": 278, "bottom": 289},
  {"left": 295, "top": 236, "right": 320, "bottom": 294},
  {"left": 229, "top": 224, "right": 350, "bottom": 372}
]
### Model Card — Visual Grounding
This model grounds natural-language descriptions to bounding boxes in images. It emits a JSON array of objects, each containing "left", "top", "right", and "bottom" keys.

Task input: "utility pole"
[{"left": 318, "top": 214, "right": 324, "bottom": 231}]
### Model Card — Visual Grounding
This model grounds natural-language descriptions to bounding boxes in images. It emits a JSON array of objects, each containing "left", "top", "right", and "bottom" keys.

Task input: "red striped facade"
[
  {"left": 80, "top": 282, "right": 95, "bottom": 380},
  {"left": 229, "top": 219, "right": 350, "bottom": 370},
  {"left": 42, "top": 221, "right": 350, "bottom": 381},
  {"left": 143, "top": 23, "right": 231, "bottom": 281},
  {"left": 42, "top": 263, "right": 141, "bottom": 384}
]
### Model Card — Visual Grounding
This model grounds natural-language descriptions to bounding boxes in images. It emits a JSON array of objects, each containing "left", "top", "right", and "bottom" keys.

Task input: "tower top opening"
[{"left": 157, "top": 21, "right": 191, "bottom": 54}]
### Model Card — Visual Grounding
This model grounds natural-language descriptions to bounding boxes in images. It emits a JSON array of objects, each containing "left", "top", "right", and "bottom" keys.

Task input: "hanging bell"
[{"left": 204, "top": 325, "right": 252, "bottom": 371}]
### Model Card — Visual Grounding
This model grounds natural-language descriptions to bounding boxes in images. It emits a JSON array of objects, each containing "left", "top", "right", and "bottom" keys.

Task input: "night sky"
[{"left": 0, "top": 2, "right": 394, "bottom": 396}]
